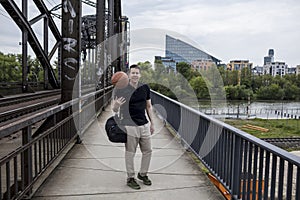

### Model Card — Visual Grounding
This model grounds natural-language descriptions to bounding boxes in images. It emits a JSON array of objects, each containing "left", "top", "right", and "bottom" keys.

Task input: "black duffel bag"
[{"left": 105, "top": 116, "right": 127, "bottom": 143}]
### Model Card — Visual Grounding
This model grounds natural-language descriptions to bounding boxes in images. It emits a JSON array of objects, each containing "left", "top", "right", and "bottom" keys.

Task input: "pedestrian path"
[{"left": 32, "top": 106, "right": 224, "bottom": 200}]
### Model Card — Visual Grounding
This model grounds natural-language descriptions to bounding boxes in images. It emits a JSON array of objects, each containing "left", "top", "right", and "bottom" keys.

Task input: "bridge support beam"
[
  {"left": 96, "top": 0, "right": 106, "bottom": 90},
  {"left": 22, "top": 0, "right": 29, "bottom": 93},
  {"left": 61, "top": 0, "right": 81, "bottom": 103},
  {"left": 61, "top": 0, "right": 82, "bottom": 142}
]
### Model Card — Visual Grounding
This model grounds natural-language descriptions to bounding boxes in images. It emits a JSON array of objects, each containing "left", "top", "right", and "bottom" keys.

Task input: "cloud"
[
  {"left": 0, "top": 1, "right": 94, "bottom": 56},
  {"left": 0, "top": 0, "right": 299, "bottom": 67},
  {"left": 124, "top": 0, "right": 300, "bottom": 66}
]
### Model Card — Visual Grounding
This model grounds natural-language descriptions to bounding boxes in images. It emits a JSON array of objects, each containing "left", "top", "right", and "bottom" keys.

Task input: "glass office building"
[
  {"left": 155, "top": 56, "right": 176, "bottom": 72},
  {"left": 165, "top": 35, "right": 221, "bottom": 65}
]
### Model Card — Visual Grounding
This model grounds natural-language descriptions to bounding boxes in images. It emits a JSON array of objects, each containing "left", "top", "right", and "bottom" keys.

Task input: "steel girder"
[
  {"left": 0, "top": 0, "right": 127, "bottom": 91},
  {"left": 0, "top": 0, "right": 60, "bottom": 89}
]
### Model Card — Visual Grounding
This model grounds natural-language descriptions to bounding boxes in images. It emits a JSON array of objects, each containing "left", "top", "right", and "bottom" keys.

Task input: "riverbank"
[{"left": 225, "top": 118, "right": 300, "bottom": 139}]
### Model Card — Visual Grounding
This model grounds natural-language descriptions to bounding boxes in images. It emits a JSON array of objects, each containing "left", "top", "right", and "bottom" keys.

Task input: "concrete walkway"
[{"left": 32, "top": 106, "right": 224, "bottom": 200}]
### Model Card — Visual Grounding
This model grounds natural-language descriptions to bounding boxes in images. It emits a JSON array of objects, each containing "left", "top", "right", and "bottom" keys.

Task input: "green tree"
[
  {"left": 28, "top": 57, "right": 43, "bottom": 83},
  {"left": 261, "top": 74, "right": 273, "bottom": 87},
  {"left": 251, "top": 75, "right": 263, "bottom": 92},
  {"left": 283, "top": 74, "right": 300, "bottom": 91},
  {"left": 272, "top": 75, "right": 286, "bottom": 88},
  {"left": 138, "top": 61, "right": 154, "bottom": 84},
  {"left": 218, "top": 67, "right": 228, "bottom": 85},
  {"left": 240, "top": 67, "right": 252, "bottom": 88},
  {"left": 227, "top": 70, "right": 239, "bottom": 85},
  {"left": 138, "top": 61, "right": 152, "bottom": 72},
  {"left": 256, "top": 84, "right": 284, "bottom": 100},
  {"left": 176, "top": 62, "right": 192, "bottom": 80},
  {"left": 225, "top": 85, "right": 253, "bottom": 100},
  {"left": 134, "top": 60, "right": 300, "bottom": 101},
  {"left": 225, "top": 85, "right": 239, "bottom": 100},
  {"left": 283, "top": 82, "right": 300, "bottom": 100},
  {"left": 189, "top": 76, "right": 209, "bottom": 99},
  {"left": 238, "top": 85, "right": 253, "bottom": 100},
  {"left": 0, "top": 52, "right": 21, "bottom": 82}
]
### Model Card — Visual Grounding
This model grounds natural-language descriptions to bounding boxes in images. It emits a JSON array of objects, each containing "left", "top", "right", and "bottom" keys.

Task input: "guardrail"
[
  {"left": 151, "top": 90, "right": 300, "bottom": 200},
  {"left": 0, "top": 86, "right": 113, "bottom": 200}
]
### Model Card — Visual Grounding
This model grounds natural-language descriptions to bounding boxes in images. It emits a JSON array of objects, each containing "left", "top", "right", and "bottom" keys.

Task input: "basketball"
[{"left": 111, "top": 71, "right": 129, "bottom": 89}]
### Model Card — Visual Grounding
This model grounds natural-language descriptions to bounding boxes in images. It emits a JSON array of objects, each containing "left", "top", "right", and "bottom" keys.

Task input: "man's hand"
[
  {"left": 150, "top": 123, "right": 154, "bottom": 135},
  {"left": 112, "top": 96, "right": 126, "bottom": 112}
]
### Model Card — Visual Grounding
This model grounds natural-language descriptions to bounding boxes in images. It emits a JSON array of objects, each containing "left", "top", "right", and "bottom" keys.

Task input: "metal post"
[
  {"left": 231, "top": 136, "right": 242, "bottom": 200},
  {"left": 96, "top": 0, "right": 106, "bottom": 89},
  {"left": 44, "top": 16, "right": 49, "bottom": 89},
  {"left": 61, "top": 0, "right": 81, "bottom": 103},
  {"left": 22, "top": 126, "right": 32, "bottom": 196},
  {"left": 114, "top": 0, "right": 122, "bottom": 71},
  {"left": 281, "top": 99, "right": 284, "bottom": 118},
  {"left": 247, "top": 93, "right": 250, "bottom": 118},
  {"left": 61, "top": 0, "right": 82, "bottom": 142},
  {"left": 58, "top": 47, "right": 61, "bottom": 87},
  {"left": 88, "top": 48, "right": 91, "bottom": 84},
  {"left": 22, "top": 0, "right": 28, "bottom": 93},
  {"left": 106, "top": 0, "right": 114, "bottom": 86}
]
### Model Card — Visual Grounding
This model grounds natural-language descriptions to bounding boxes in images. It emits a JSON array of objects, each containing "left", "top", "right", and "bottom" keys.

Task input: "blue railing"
[{"left": 151, "top": 90, "right": 300, "bottom": 200}]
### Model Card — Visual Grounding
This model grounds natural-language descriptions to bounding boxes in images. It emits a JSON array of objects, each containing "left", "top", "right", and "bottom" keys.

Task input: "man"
[{"left": 112, "top": 64, "right": 154, "bottom": 190}]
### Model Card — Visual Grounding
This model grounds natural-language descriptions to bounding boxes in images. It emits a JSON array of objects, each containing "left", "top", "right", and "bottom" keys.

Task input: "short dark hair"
[{"left": 129, "top": 64, "right": 141, "bottom": 71}]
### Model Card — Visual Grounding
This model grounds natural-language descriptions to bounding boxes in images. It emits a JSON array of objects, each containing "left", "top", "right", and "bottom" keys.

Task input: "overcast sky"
[
  {"left": 123, "top": 0, "right": 300, "bottom": 67},
  {"left": 0, "top": 0, "right": 299, "bottom": 67}
]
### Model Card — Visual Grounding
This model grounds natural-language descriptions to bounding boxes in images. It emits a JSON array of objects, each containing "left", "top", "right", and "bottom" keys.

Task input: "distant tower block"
[
  {"left": 264, "top": 49, "right": 274, "bottom": 65},
  {"left": 268, "top": 49, "right": 274, "bottom": 57}
]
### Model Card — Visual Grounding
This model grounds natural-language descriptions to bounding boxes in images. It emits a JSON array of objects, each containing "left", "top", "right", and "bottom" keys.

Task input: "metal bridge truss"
[
  {"left": 0, "top": 0, "right": 130, "bottom": 96},
  {"left": 0, "top": 0, "right": 61, "bottom": 91}
]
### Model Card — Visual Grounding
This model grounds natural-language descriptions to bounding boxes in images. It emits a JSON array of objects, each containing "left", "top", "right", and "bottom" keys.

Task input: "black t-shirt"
[{"left": 114, "top": 83, "right": 150, "bottom": 126}]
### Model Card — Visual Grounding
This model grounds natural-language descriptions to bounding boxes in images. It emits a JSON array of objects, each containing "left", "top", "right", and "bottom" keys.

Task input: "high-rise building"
[
  {"left": 165, "top": 35, "right": 221, "bottom": 65},
  {"left": 264, "top": 62, "right": 288, "bottom": 77},
  {"left": 263, "top": 49, "right": 274, "bottom": 65}
]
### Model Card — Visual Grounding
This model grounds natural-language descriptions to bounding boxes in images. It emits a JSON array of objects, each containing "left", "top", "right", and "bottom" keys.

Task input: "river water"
[{"left": 196, "top": 100, "right": 300, "bottom": 119}]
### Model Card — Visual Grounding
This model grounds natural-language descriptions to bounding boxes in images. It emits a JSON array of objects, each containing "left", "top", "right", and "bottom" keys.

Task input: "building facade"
[
  {"left": 263, "top": 62, "right": 288, "bottom": 77},
  {"left": 297, "top": 65, "right": 300, "bottom": 75},
  {"left": 191, "top": 59, "right": 215, "bottom": 71},
  {"left": 155, "top": 56, "right": 176, "bottom": 72},
  {"left": 165, "top": 35, "right": 221, "bottom": 65},
  {"left": 252, "top": 65, "right": 264, "bottom": 75},
  {"left": 227, "top": 60, "right": 253, "bottom": 71},
  {"left": 287, "top": 67, "right": 296, "bottom": 74}
]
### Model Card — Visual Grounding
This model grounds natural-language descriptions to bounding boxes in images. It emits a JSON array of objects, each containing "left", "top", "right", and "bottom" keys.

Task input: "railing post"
[
  {"left": 231, "top": 136, "right": 242, "bottom": 200},
  {"left": 22, "top": 126, "right": 33, "bottom": 196}
]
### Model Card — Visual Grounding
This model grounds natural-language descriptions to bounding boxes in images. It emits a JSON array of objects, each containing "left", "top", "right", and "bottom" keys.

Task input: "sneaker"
[
  {"left": 138, "top": 173, "right": 152, "bottom": 185},
  {"left": 127, "top": 178, "right": 141, "bottom": 190}
]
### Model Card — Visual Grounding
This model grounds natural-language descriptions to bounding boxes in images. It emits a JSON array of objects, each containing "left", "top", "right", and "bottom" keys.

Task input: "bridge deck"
[{"left": 32, "top": 106, "right": 224, "bottom": 200}]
